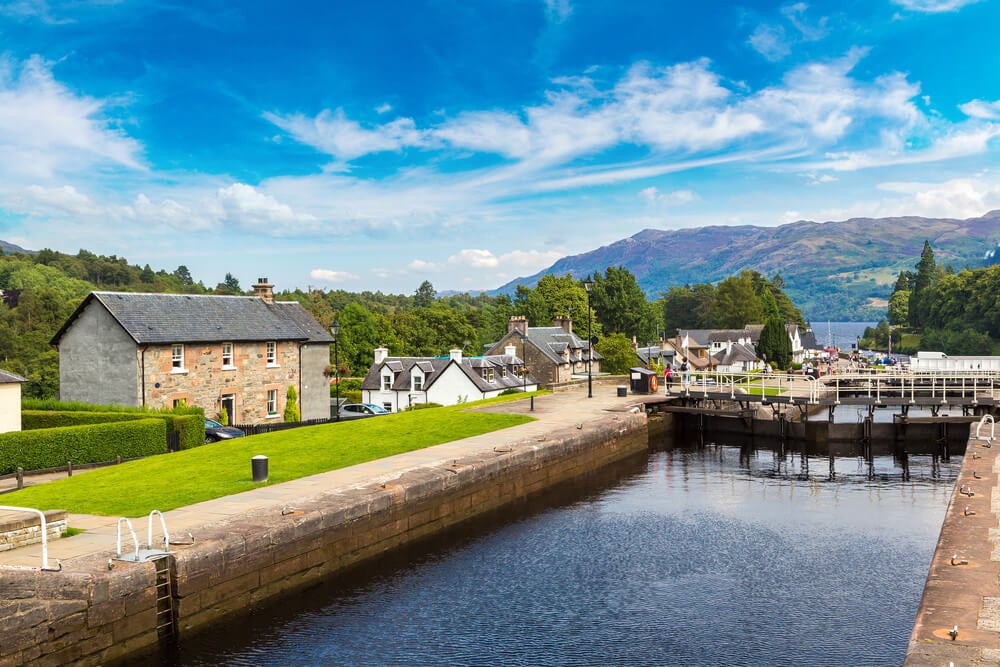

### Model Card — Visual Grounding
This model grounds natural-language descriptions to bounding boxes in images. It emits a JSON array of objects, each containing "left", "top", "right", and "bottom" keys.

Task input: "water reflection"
[{"left": 155, "top": 439, "right": 956, "bottom": 667}]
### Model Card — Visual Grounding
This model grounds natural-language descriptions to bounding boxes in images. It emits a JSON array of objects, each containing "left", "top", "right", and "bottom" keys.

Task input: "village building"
[
  {"left": 50, "top": 279, "right": 333, "bottom": 425},
  {"left": 485, "top": 316, "right": 602, "bottom": 389},
  {"left": 0, "top": 370, "right": 26, "bottom": 433},
  {"left": 360, "top": 346, "right": 538, "bottom": 411}
]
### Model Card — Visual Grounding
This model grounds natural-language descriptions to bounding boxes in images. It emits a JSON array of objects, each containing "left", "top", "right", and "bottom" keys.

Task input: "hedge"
[
  {"left": 22, "top": 410, "right": 204, "bottom": 452},
  {"left": 0, "top": 419, "right": 167, "bottom": 475}
]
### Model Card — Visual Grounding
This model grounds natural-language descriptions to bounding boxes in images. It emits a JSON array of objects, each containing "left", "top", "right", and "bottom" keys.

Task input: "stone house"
[
  {"left": 361, "top": 346, "right": 538, "bottom": 412},
  {"left": 485, "top": 316, "right": 601, "bottom": 388},
  {"left": 50, "top": 279, "right": 333, "bottom": 425},
  {"left": 0, "top": 370, "right": 26, "bottom": 433}
]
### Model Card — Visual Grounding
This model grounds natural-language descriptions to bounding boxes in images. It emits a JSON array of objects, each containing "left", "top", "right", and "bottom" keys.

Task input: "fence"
[{"left": 232, "top": 417, "right": 335, "bottom": 437}]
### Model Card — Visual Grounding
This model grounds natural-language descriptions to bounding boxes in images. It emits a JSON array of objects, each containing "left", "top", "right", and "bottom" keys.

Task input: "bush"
[
  {"left": 284, "top": 385, "right": 300, "bottom": 422},
  {"left": 405, "top": 402, "right": 444, "bottom": 411},
  {"left": 0, "top": 419, "right": 167, "bottom": 474},
  {"left": 22, "top": 410, "right": 204, "bottom": 452}
]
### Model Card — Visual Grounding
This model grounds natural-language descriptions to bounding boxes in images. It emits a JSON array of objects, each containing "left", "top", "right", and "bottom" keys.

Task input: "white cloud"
[
  {"left": 638, "top": 186, "right": 697, "bottom": 204},
  {"left": 748, "top": 4, "right": 828, "bottom": 62},
  {"left": 498, "top": 249, "right": 564, "bottom": 270},
  {"left": 543, "top": 0, "right": 572, "bottom": 23},
  {"left": 375, "top": 103, "right": 393, "bottom": 114},
  {"left": 749, "top": 24, "right": 791, "bottom": 62},
  {"left": 310, "top": 268, "right": 359, "bottom": 283},
  {"left": 448, "top": 249, "right": 499, "bottom": 268},
  {"left": 892, "top": 0, "right": 983, "bottom": 12},
  {"left": 960, "top": 99, "right": 1000, "bottom": 120},
  {"left": 407, "top": 259, "right": 439, "bottom": 271},
  {"left": 19, "top": 184, "right": 94, "bottom": 215},
  {"left": 216, "top": 183, "right": 315, "bottom": 229},
  {"left": 263, "top": 108, "right": 429, "bottom": 163},
  {"left": 0, "top": 55, "right": 144, "bottom": 181}
]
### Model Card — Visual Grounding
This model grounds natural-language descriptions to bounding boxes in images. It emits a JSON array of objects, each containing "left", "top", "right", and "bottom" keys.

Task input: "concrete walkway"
[{"left": 0, "top": 386, "right": 643, "bottom": 570}]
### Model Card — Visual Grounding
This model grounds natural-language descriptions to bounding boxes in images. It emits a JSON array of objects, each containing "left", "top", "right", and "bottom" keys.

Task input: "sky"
[{"left": 1, "top": 0, "right": 999, "bottom": 295}]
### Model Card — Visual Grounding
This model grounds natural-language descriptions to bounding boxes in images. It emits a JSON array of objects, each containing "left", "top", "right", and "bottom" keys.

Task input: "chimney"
[
  {"left": 450, "top": 348, "right": 463, "bottom": 363},
  {"left": 508, "top": 315, "right": 528, "bottom": 336},
  {"left": 552, "top": 315, "right": 572, "bottom": 334},
  {"left": 374, "top": 346, "right": 389, "bottom": 365},
  {"left": 504, "top": 344, "right": 517, "bottom": 359},
  {"left": 253, "top": 277, "right": 274, "bottom": 304}
]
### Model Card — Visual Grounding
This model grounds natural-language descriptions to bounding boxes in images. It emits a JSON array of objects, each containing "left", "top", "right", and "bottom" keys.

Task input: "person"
[{"left": 664, "top": 366, "right": 673, "bottom": 393}]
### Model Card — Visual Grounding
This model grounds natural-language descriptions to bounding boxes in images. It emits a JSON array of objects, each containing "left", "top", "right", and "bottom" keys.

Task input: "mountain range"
[{"left": 496, "top": 210, "right": 1000, "bottom": 322}]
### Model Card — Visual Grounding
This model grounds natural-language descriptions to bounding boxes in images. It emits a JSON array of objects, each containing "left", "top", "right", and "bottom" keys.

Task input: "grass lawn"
[{"left": 2, "top": 396, "right": 537, "bottom": 517}]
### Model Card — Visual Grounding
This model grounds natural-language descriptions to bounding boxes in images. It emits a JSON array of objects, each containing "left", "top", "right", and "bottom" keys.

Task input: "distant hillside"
[
  {"left": 495, "top": 211, "right": 1000, "bottom": 321},
  {"left": 1, "top": 240, "right": 33, "bottom": 255}
]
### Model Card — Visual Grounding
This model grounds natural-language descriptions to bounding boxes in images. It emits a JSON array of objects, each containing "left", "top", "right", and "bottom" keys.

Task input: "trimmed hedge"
[
  {"left": 0, "top": 419, "right": 167, "bottom": 475},
  {"left": 22, "top": 410, "right": 204, "bottom": 452}
]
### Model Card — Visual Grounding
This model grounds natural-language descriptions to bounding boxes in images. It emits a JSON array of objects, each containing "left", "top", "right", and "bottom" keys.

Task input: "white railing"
[
  {"left": 0, "top": 506, "right": 61, "bottom": 571},
  {"left": 675, "top": 369, "right": 999, "bottom": 406}
]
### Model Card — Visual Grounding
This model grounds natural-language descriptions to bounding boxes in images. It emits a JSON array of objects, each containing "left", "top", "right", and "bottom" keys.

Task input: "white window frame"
[
  {"left": 413, "top": 373, "right": 423, "bottom": 391},
  {"left": 222, "top": 342, "right": 235, "bottom": 369},
  {"left": 266, "top": 341, "right": 277, "bottom": 366},
  {"left": 483, "top": 367, "right": 495, "bottom": 383},
  {"left": 266, "top": 388, "right": 278, "bottom": 416},
  {"left": 171, "top": 344, "right": 185, "bottom": 372},
  {"left": 382, "top": 374, "right": 393, "bottom": 391}
]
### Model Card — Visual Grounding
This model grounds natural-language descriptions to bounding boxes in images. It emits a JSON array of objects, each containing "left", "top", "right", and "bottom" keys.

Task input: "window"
[
  {"left": 266, "top": 389, "right": 278, "bottom": 416},
  {"left": 413, "top": 374, "right": 423, "bottom": 391},
  {"left": 266, "top": 341, "right": 277, "bottom": 365},
  {"left": 482, "top": 368, "right": 495, "bottom": 383},
  {"left": 171, "top": 344, "right": 184, "bottom": 370},
  {"left": 222, "top": 342, "right": 234, "bottom": 368},
  {"left": 382, "top": 374, "right": 393, "bottom": 391},
  {"left": 382, "top": 403, "right": 392, "bottom": 412},
  {"left": 501, "top": 367, "right": 507, "bottom": 379}
]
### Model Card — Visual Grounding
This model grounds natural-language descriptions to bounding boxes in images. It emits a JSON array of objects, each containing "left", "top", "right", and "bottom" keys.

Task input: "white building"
[
  {"left": 909, "top": 351, "right": 1000, "bottom": 372},
  {"left": 0, "top": 370, "right": 27, "bottom": 433},
  {"left": 361, "top": 346, "right": 538, "bottom": 412}
]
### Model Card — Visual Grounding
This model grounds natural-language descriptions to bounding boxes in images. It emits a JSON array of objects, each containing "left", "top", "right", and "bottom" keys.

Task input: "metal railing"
[
  {"left": 677, "top": 371, "right": 821, "bottom": 404},
  {"left": 0, "top": 505, "right": 61, "bottom": 571}
]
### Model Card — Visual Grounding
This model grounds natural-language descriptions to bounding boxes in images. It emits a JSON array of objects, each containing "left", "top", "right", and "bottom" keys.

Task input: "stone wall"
[
  {"left": 0, "top": 410, "right": 648, "bottom": 666},
  {"left": 0, "top": 511, "right": 66, "bottom": 553}
]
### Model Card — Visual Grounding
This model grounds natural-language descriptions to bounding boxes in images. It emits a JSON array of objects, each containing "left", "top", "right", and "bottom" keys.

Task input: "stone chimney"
[
  {"left": 374, "top": 346, "right": 389, "bottom": 365},
  {"left": 450, "top": 348, "right": 463, "bottom": 363},
  {"left": 253, "top": 277, "right": 274, "bottom": 304},
  {"left": 508, "top": 315, "right": 528, "bottom": 336},
  {"left": 553, "top": 315, "right": 572, "bottom": 334}
]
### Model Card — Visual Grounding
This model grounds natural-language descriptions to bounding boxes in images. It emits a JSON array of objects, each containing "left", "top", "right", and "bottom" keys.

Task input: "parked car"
[
  {"left": 337, "top": 403, "right": 391, "bottom": 419},
  {"left": 205, "top": 418, "right": 245, "bottom": 443}
]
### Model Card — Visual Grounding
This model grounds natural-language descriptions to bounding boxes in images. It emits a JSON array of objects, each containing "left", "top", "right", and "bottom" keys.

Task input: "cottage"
[
  {"left": 485, "top": 316, "right": 601, "bottom": 389},
  {"left": 361, "top": 346, "right": 538, "bottom": 411},
  {"left": 0, "top": 370, "right": 26, "bottom": 433},
  {"left": 50, "top": 279, "right": 333, "bottom": 425}
]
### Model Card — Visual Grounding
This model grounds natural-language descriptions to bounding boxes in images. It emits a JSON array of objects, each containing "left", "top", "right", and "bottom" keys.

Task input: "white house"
[
  {"left": 361, "top": 346, "right": 538, "bottom": 412},
  {"left": 909, "top": 351, "right": 1000, "bottom": 372},
  {"left": 0, "top": 370, "right": 27, "bottom": 433}
]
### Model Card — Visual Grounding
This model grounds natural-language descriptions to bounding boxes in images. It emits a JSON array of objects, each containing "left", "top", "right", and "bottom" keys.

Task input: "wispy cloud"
[
  {"left": 748, "top": 3, "right": 829, "bottom": 62},
  {"left": 310, "top": 268, "right": 359, "bottom": 283},
  {"left": 891, "top": 0, "right": 983, "bottom": 13},
  {"left": 960, "top": 99, "right": 1000, "bottom": 120}
]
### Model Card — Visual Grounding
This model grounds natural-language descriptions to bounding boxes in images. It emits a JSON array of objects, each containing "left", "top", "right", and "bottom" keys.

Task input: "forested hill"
[{"left": 495, "top": 210, "right": 1000, "bottom": 321}]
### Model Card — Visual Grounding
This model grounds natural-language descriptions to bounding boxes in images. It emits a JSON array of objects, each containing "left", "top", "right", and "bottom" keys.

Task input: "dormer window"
[
  {"left": 382, "top": 374, "right": 393, "bottom": 391},
  {"left": 413, "top": 373, "right": 424, "bottom": 391},
  {"left": 482, "top": 368, "right": 495, "bottom": 383},
  {"left": 501, "top": 367, "right": 507, "bottom": 379}
]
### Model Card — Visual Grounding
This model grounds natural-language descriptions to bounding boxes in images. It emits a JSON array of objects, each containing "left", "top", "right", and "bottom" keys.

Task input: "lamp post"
[
  {"left": 520, "top": 331, "right": 528, "bottom": 394},
  {"left": 330, "top": 321, "right": 340, "bottom": 421},
  {"left": 584, "top": 276, "right": 594, "bottom": 398}
]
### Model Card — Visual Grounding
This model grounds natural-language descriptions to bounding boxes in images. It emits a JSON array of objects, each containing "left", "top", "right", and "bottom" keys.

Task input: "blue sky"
[{"left": 1, "top": 0, "right": 998, "bottom": 294}]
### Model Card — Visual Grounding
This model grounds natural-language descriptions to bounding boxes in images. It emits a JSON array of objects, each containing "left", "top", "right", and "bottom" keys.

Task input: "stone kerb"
[{"left": 0, "top": 510, "right": 67, "bottom": 553}]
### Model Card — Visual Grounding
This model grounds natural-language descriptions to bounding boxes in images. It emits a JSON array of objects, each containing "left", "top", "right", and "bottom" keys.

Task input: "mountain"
[
  {"left": 495, "top": 211, "right": 1000, "bottom": 322},
  {"left": 1, "top": 240, "right": 33, "bottom": 255}
]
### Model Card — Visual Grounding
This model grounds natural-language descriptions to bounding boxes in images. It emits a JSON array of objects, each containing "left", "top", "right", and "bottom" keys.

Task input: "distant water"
[{"left": 810, "top": 321, "right": 877, "bottom": 351}]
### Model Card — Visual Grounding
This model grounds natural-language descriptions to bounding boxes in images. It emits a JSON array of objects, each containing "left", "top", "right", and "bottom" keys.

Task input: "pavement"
[{"left": 0, "top": 384, "right": 642, "bottom": 570}]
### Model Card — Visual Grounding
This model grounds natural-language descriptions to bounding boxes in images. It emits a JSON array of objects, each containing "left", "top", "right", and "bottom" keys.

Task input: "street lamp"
[
  {"left": 584, "top": 276, "right": 594, "bottom": 398},
  {"left": 330, "top": 321, "right": 340, "bottom": 421},
  {"left": 519, "top": 332, "right": 528, "bottom": 394}
]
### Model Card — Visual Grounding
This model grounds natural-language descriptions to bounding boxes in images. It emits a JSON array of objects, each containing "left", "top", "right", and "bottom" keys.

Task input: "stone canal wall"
[{"left": 0, "top": 409, "right": 648, "bottom": 667}]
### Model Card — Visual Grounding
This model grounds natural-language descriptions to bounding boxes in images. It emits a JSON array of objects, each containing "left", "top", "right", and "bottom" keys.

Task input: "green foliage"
[
  {"left": 0, "top": 419, "right": 166, "bottom": 474},
  {"left": 757, "top": 318, "right": 792, "bottom": 369},
  {"left": 284, "top": 385, "right": 300, "bottom": 422},
  {"left": 594, "top": 332, "right": 636, "bottom": 374},
  {"left": 920, "top": 328, "right": 993, "bottom": 355},
  {"left": 21, "top": 406, "right": 203, "bottom": 452},
  {"left": 405, "top": 402, "right": 444, "bottom": 410},
  {"left": 888, "top": 290, "right": 910, "bottom": 327},
  {"left": 590, "top": 267, "right": 649, "bottom": 338},
  {"left": 414, "top": 280, "right": 436, "bottom": 308}
]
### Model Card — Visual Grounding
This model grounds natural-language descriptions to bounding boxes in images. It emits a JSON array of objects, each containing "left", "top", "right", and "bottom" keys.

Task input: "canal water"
[{"left": 156, "top": 436, "right": 957, "bottom": 667}]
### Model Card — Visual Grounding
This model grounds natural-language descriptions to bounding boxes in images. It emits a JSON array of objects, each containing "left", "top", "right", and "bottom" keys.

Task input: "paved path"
[{"left": 0, "top": 386, "right": 641, "bottom": 570}]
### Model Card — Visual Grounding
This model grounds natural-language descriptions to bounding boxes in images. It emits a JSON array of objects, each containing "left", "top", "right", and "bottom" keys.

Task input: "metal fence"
[{"left": 232, "top": 417, "right": 335, "bottom": 437}]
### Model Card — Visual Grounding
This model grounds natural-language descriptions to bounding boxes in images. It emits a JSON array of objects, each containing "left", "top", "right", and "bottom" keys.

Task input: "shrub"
[
  {"left": 0, "top": 419, "right": 166, "bottom": 474},
  {"left": 405, "top": 402, "right": 444, "bottom": 411},
  {"left": 284, "top": 385, "right": 300, "bottom": 422}
]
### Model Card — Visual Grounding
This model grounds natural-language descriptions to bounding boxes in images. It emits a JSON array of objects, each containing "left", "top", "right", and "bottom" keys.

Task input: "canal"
[{"left": 154, "top": 434, "right": 958, "bottom": 666}]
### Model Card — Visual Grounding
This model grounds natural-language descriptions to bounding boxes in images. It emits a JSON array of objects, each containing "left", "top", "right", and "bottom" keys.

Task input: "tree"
[
  {"left": 283, "top": 385, "right": 300, "bottom": 422},
  {"left": 757, "top": 317, "right": 792, "bottom": 369},
  {"left": 414, "top": 280, "right": 436, "bottom": 308},
  {"left": 713, "top": 273, "right": 762, "bottom": 329},
  {"left": 591, "top": 267, "right": 648, "bottom": 337},
  {"left": 594, "top": 332, "right": 635, "bottom": 374},
  {"left": 174, "top": 265, "right": 194, "bottom": 286},
  {"left": 909, "top": 240, "right": 937, "bottom": 328},
  {"left": 887, "top": 290, "right": 910, "bottom": 327}
]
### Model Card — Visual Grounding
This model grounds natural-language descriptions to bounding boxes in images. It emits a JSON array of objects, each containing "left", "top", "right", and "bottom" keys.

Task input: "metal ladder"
[{"left": 113, "top": 510, "right": 177, "bottom": 639}]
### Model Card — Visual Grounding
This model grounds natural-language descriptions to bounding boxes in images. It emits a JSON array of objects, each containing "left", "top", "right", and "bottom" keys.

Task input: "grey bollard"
[
  {"left": 617, "top": 385, "right": 627, "bottom": 397},
  {"left": 251, "top": 455, "right": 269, "bottom": 482}
]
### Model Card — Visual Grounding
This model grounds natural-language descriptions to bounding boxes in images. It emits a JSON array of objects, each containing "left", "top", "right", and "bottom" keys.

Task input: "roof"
[
  {"left": 713, "top": 342, "right": 758, "bottom": 366},
  {"left": 0, "top": 370, "right": 26, "bottom": 384},
  {"left": 51, "top": 292, "right": 335, "bottom": 346},
  {"left": 636, "top": 346, "right": 676, "bottom": 365},
  {"left": 492, "top": 326, "right": 603, "bottom": 366},
  {"left": 362, "top": 353, "right": 534, "bottom": 393}
]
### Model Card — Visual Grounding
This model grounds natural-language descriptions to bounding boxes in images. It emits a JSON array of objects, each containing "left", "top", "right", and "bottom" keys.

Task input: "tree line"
[{"left": 0, "top": 246, "right": 806, "bottom": 398}]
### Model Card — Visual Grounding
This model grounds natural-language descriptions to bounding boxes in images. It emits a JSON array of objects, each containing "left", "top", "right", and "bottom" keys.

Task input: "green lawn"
[{"left": 2, "top": 396, "right": 537, "bottom": 517}]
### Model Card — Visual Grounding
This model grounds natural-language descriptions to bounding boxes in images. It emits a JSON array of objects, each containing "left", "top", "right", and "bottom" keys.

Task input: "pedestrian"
[{"left": 664, "top": 366, "right": 672, "bottom": 393}]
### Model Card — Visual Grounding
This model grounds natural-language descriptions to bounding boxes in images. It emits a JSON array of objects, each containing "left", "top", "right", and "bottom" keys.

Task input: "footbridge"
[{"left": 661, "top": 369, "right": 999, "bottom": 420}]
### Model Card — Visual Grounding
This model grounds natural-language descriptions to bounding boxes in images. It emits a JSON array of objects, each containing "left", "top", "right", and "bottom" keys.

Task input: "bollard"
[
  {"left": 617, "top": 385, "right": 627, "bottom": 397},
  {"left": 251, "top": 455, "right": 269, "bottom": 483},
  {"left": 530, "top": 396, "right": 534, "bottom": 411},
  {"left": 15, "top": 467, "right": 23, "bottom": 490},
  {"left": 67, "top": 459, "right": 73, "bottom": 477}
]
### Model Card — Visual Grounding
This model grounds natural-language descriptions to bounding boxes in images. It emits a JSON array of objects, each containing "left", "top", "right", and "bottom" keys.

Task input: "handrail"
[
  {"left": 0, "top": 505, "right": 62, "bottom": 571},
  {"left": 147, "top": 509, "right": 169, "bottom": 551},
  {"left": 116, "top": 517, "right": 140, "bottom": 562},
  {"left": 975, "top": 414, "right": 995, "bottom": 444}
]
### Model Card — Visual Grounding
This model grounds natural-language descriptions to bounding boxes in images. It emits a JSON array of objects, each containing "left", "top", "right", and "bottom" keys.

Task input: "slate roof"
[
  {"left": 712, "top": 342, "right": 758, "bottom": 366},
  {"left": 51, "top": 292, "right": 335, "bottom": 346},
  {"left": 636, "top": 346, "right": 676, "bottom": 365},
  {"left": 519, "top": 326, "right": 602, "bottom": 365},
  {"left": 0, "top": 370, "right": 26, "bottom": 384},
  {"left": 362, "top": 353, "right": 534, "bottom": 393}
]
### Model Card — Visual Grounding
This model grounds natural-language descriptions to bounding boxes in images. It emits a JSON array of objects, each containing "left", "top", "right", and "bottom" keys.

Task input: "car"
[
  {"left": 204, "top": 418, "right": 245, "bottom": 443},
  {"left": 337, "top": 403, "right": 391, "bottom": 419}
]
